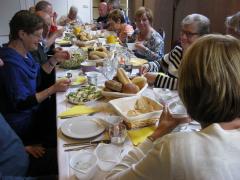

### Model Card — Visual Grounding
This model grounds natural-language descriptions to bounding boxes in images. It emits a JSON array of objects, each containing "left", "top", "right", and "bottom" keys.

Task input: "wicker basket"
[{"left": 124, "top": 118, "right": 158, "bottom": 129}]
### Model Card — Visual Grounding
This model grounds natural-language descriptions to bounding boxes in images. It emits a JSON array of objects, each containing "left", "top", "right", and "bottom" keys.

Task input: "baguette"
[
  {"left": 117, "top": 68, "right": 132, "bottom": 85},
  {"left": 90, "top": 51, "right": 108, "bottom": 58}
]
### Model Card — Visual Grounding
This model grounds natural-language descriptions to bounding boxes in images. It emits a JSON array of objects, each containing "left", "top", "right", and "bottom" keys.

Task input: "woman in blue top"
[{"left": 0, "top": 11, "right": 70, "bottom": 147}]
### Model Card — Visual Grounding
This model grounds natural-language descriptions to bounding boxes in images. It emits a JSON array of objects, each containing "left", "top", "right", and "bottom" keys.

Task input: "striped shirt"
[{"left": 147, "top": 46, "right": 183, "bottom": 90}]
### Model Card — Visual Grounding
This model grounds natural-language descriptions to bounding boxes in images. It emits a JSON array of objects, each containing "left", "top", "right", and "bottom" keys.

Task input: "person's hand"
[
  {"left": 25, "top": 145, "right": 45, "bottom": 158},
  {"left": 139, "top": 64, "right": 149, "bottom": 75},
  {"left": 53, "top": 47, "right": 63, "bottom": 53},
  {"left": 53, "top": 50, "right": 71, "bottom": 63},
  {"left": 53, "top": 78, "right": 71, "bottom": 92},
  {"left": 135, "top": 42, "right": 146, "bottom": 52},
  {"left": 144, "top": 72, "right": 157, "bottom": 86},
  {"left": 150, "top": 108, "right": 191, "bottom": 140}
]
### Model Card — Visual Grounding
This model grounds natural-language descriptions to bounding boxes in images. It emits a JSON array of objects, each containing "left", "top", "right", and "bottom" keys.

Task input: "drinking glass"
[{"left": 109, "top": 123, "right": 127, "bottom": 145}]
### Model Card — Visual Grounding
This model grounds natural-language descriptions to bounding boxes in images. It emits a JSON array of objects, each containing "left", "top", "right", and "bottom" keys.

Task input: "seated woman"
[
  {"left": 140, "top": 14, "right": 210, "bottom": 89},
  {"left": 106, "top": 34, "right": 240, "bottom": 180},
  {"left": 225, "top": 11, "right": 240, "bottom": 39},
  {"left": 132, "top": 7, "right": 164, "bottom": 62},
  {"left": 0, "top": 10, "right": 71, "bottom": 147},
  {"left": 108, "top": 9, "right": 134, "bottom": 43}
]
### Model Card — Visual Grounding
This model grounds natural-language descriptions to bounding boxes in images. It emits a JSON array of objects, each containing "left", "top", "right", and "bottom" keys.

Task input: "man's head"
[
  {"left": 107, "top": 0, "right": 120, "bottom": 12},
  {"left": 180, "top": 14, "right": 210, "bottom": 51},
  {"left": 98, "top": 2, "right": 108, "bottom": 17},
  {"left": 68, "top": 6, "right": 78, "bottom": 20},
  {"left": 35, "top": 0, "right": 53, "bottom": 17},
  {"left": 35, "top": 11, "right": 51, "bottom": 38}
]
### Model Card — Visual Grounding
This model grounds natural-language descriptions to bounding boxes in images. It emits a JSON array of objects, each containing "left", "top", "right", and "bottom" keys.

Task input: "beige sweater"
[{"left": 106, "top": 124, "right": 240, "bottom": 180}]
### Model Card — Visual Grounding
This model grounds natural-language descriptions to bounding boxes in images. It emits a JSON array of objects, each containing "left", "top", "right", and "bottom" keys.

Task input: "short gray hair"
[
  {"left": 69, "top": 6, "right": 78, "bottom": 13},
  {"left": 182, "top": 14, "right": 210, "bottom": 35},
  {"left": 225, "top": 12, "right": 240, "bottom": 33}
]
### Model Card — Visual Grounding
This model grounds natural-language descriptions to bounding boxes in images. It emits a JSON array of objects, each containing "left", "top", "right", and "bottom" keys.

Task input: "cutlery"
[
  {"left": 64, "top": 144, "right": 96, "bottom": 152},
  {"left": 63, "top": 139, "right": 111, "bottom": 147}
]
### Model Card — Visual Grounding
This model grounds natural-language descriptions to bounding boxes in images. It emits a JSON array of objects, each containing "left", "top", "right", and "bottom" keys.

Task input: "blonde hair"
[
  {"left": 178, "top": 34, "right": 240, "bottom": 125},
  {"left": 135, "top": 7, "right": 153, "bottom": 25}
]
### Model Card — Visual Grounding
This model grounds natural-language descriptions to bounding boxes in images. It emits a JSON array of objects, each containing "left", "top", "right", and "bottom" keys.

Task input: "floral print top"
[{"left": 134, "top": 30, "right": 164, "bottom": 62}]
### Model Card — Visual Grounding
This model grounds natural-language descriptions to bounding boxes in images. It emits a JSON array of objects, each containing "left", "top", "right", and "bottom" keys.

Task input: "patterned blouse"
[{"left": 134, "top": 30, "right": 164, "bottom": 62}]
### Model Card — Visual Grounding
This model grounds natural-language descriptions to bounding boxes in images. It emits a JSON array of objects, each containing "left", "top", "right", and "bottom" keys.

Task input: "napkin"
[
  {"left": 58, "top": 105, "right": 99, "bottom": 118},
  {"left": 71, "top": 76, "right": 86, "bottom": 86},
  {"left": 128, "top": 126, "right": 156, "bottom": 146}
]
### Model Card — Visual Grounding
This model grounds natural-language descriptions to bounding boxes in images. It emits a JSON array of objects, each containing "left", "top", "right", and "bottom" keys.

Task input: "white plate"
[
  {"left": 61, "top": 116, "right": 105, "bottom": 139},
  {"left": 101, "top": 83, "right": 148, "bottom": 98}
]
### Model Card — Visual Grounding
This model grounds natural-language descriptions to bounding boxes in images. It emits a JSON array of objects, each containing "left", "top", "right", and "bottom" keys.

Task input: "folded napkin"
[
  {"left": 128, "top": 126, "right": 156, "bottom": 146},
  {"left": 58, "top": 105, "right": 99, "bottom": 118}
]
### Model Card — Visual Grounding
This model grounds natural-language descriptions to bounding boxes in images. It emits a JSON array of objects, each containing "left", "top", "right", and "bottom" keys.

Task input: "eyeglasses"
[
  {"left": 181, "top": 30, "right": 199, "bottom": 38},
  {"left": 29, "top": 32, "right": 43, "bottom": 39}
]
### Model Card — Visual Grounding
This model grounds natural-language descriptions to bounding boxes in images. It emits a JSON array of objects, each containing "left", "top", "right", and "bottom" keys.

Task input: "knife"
[{"left": 63, "top": 139, "right": 111, "bottom": 147}]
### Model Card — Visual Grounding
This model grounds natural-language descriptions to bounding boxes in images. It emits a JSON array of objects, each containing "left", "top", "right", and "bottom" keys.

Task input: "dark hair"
[
  {"left": 9, "top": 10, "right": 44, "bottom": 40},
  {"left": 35, "top": 0, "right": 52, "bottom": 11},
  {"left": 108, "top": 9, "right": 125, "bottom": 23}
]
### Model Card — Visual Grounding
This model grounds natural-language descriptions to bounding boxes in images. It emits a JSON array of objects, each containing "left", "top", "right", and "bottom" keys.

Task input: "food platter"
[{"left": 66, "top": 85, "right": 102, "bottom": 104}]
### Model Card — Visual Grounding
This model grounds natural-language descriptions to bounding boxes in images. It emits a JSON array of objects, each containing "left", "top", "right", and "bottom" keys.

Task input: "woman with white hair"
[
  {"left": 225, "top": 11, "right": 240, "bottom": 39},
  {"left": 58, "top": 6, "right": 83, "bottom": 26},
  {"left": 140, "top": 13, "right": 210, "bottom": 90}
]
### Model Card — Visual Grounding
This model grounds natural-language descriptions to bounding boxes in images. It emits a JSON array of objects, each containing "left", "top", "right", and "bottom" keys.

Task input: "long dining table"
[{"left": 55, "top": 65, "right": 158, "bottom": 180}]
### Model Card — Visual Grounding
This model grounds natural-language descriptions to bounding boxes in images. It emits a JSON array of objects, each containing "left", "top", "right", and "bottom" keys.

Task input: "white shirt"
[{"left": 106, "top": 123, "right": 240, "bottom": 180}]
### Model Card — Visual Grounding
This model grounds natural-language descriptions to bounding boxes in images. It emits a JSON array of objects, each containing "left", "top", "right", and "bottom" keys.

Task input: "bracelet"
[{"left": 147, "top": 135, "right": 155, "bottom": 142}]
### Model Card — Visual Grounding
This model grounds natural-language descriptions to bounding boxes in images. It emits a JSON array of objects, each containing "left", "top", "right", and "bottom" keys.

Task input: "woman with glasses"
[
  {"left": 131, "top": 7, "right": 164, "bottom": 62},
  {"left": 0, "top": 10, "right": 70, "bottom": 150},
  {"left": 140, "top": 14, "right": 210, "bottom": 90}
]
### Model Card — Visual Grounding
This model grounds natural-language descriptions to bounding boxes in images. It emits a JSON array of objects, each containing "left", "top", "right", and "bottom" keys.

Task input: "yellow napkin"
[
  {"left": 128, "top": 126, "right": 157, "bottom": 146},
  {"left": 71, "top": 76, "right": 86, "bottom": 86},
  {"left": 58, "top": 105, "right": 99, "bottom": 118}
]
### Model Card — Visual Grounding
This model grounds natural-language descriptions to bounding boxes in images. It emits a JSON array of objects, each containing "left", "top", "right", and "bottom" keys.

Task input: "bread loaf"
[
  {"left": 122, "top": 83, "right": 140, "bottom": 94},
  {"left": 117, "top": 68, "right": 132, "bottom": 85},
  {"left": 131, "top": 76, "right": 147, "bottom": 89},
  {"left": 105, "top": 80, "right": 123, "bottom": 92},
  {"left": 89, "top": 54, "right": 101, "bottom": 60},
  {"left": 90, "top": 51, "right": 108, "bottom": 58}
]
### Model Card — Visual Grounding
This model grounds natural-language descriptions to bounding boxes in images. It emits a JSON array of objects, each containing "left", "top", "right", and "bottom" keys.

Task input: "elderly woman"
[
  {"left": 107, "top": 34, "right": 240, "bottom": 180},
  {"left": 0, "top": 10, "right": 70, "bottom": 147},
  {"left": 225, "top": 11, "right": 240, "bottom": 39},
  {"left": 133, "top": 7, "right": 165, "bottom": 61},
  {"left": 141, "top": 13, "right": 210, "bottom": 89},
  {"left": 108, "top": 9, "right": 134, "bottom": 43}
]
